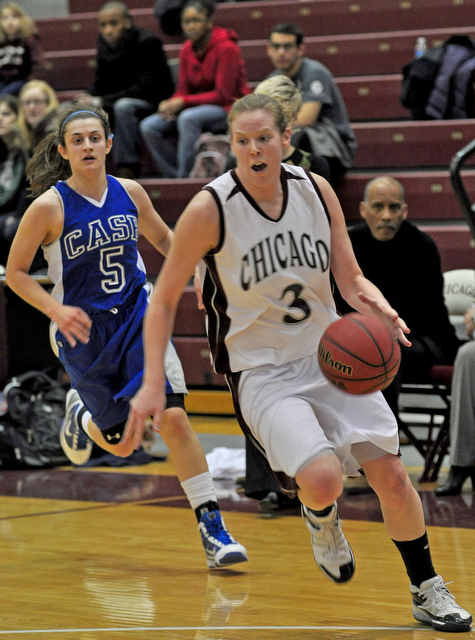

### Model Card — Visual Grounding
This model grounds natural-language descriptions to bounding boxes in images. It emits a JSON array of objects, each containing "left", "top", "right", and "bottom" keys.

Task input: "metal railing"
[{"left": 450, "top": 138, "right": 475, "bottom": 242}]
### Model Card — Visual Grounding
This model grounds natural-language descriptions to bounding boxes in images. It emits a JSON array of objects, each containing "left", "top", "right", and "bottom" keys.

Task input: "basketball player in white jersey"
[
  {"left": 5, "top": 104, "right": 247, "bottom": 570},
  {"left": 126, "top": 93, "right": 471, "bottom": 631}
]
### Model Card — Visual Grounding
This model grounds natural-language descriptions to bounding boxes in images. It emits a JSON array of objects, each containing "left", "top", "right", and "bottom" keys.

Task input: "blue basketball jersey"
[
  {"left": 44, "top": 175, "right": 146, "bottom": 314},
  {"left": 45, "top": 176, "right": 187, "bottom": 431}
]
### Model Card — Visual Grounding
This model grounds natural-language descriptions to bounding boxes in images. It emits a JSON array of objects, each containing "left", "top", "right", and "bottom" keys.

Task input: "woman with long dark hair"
[{"left": 5, "top": 103, "right": 248, "bottom": 569}]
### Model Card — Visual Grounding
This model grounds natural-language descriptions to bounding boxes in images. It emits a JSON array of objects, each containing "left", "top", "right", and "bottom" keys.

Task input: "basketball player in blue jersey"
[
  {"left": 5, "top": 104, "right": 247, "bottom": 570},
  {"left": 126, "top": 94, "right": 471, "bottom": 631}
]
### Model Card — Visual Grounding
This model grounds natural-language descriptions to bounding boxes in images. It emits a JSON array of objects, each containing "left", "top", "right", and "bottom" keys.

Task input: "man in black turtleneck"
[{"left": 334, "top": 175, "right": 460, "bottom": 419}]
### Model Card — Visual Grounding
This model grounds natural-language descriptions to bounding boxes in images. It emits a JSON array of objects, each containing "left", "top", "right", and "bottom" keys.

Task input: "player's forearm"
[
  {"left": 5, "top": 268, "right": 61, "bottom": 321},
  {"left": 142, "top": 300, "right": 174, "bottom": 389}
]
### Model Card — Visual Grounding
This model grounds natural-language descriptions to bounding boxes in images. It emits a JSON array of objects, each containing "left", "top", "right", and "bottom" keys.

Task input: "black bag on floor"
[{"left": 0, "top": 371, "right": 68, "bottom": 469}]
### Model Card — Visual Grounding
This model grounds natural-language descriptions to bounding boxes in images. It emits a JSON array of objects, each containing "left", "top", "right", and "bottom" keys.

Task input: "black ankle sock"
[
  {"left": 77, "top": 406, "right": 87, "bottom": 432},
  {"left": 392, "top": 532, "right": 437, "bottom": 587},
  {"left": 309, "top": 505, "right": 334, "bottom": 518},
  {"left": 194, "top": 500, "right": 220, "bottom": 522}
]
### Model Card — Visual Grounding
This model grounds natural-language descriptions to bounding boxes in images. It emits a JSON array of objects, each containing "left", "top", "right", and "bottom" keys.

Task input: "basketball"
[{"left": 318, "top": 313, "right": 401, "bottom": 394}]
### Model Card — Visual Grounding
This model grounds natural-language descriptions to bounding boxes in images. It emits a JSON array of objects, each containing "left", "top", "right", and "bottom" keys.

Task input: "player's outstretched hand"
[
  {"left": 124, "top": 385, "right": 166, "bottom": 450},
  {"left": 53, "top": 305, "right": 92, "bottom": 347},
  {"left": 357, "top": 291, "right": 411, "bottom": 347}
]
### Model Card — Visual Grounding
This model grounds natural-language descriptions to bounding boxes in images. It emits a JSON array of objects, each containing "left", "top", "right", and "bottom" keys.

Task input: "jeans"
[
  {"left": 112, "top": 97, "right": 155, "bottom": 168},
  {"left": 140, "top": 104, "right": 228, "bottom": 178}
]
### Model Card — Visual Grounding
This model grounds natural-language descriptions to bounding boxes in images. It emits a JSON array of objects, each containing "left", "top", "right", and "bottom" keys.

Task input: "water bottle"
[{"left": 414, "top": 36, "right": 427, "bottom": 58}]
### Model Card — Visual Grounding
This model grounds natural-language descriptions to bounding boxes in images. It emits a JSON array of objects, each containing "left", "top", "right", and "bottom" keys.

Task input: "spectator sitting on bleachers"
[
  {"left": 17, "top": 79, "right": 59, "bottom": 156},
  {"left": 74, "top": 1, "right": 173, "bottom": 179},
  {"left": 435, "top": 305, "right": 475, "bottom": 496},
  {"left": 0, "top": 2, "right": 43, "bottom": 97},
  {"left": 334, "top": 176, "right": 460, "bottom": 421},
  {"left": 266, "top": 22, "right": 356, "bottom": 186},
  {"left": 0, "top": 93, "right": 28, "bottom": 270},
  {"left": 140, "top": 0, "right": 250, "bottom": 178}
]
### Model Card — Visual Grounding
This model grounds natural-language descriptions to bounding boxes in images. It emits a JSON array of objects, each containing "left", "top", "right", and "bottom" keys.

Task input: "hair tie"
[{"left": 60, "top": 110, "right": 103, "bottom": 135}]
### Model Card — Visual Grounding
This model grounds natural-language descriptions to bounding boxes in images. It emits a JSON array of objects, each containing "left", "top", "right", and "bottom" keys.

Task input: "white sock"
[{"left": 181, "top": 471, "right": 218, "bottom": 510}]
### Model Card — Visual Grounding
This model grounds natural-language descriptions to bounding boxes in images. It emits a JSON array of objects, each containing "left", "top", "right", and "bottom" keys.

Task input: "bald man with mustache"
[{"left": 334, "top": 176, "right": 460, "bottom": 421}]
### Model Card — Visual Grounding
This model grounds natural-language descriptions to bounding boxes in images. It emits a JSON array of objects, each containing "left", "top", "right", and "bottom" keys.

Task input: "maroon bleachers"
[
  {"left": 337, "top": 75, "right": 407, "bottom": 122},
  {"left": 69, "top": 0, "right": 154, "bottom": 10},
  {"left": 139, "top": 178, "right": 206, "bottom": 225},
  {"left": 40, "top": 27, "right": 475, "bottom": 90},
  {"left": 352, "top": 120, "right": 475, "bottom": 169},
  {"left": 174, "top": 337, "right": 225, "bottom": 386},
  {"left": 41, "top": 26, "right": 475, "bottom": 89},
  {"left": 36, "top": 10, "right": 182, "bottom": 52},
  {"left": 421, "top": 226, "right": 475, "bottom": 272},
  {"left": 64, "top": 0, "right": 475, "bottom": 43},
  {"left": 174, "top": 286, "right": 206, "bottom": 336},
  {"left": 42, "top": 49, "right": 96, "bottom": 90}
]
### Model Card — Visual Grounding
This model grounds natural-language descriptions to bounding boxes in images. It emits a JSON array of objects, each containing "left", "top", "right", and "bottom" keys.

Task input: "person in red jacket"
[{"left": 140, "top": 0, "right": 250, "bottom": 177}]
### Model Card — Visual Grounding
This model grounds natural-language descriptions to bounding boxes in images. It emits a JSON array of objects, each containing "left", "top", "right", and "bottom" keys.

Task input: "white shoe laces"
[
  {"left": 312, "top": 517, "right": 348, "bottom": 558},
  {"left": 422, "top": 579, "right": 460, "bottom": 611}
]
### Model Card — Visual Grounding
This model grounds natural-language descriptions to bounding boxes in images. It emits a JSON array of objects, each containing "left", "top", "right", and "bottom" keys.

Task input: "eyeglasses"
[
  {"left": 21, "top": 99, "right": 48, "bottom": 107},
  {"left": 269, "top": 42, "right": 298, "bottom": 51}
]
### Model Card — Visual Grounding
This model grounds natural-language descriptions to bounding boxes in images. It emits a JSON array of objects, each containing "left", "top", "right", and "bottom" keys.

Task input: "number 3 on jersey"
[
  {"left": 100, "top": 246, "right": 126, "bottom": 293},
  {"left": 280, "top": 283, "right": 311, "bottom": 324}
]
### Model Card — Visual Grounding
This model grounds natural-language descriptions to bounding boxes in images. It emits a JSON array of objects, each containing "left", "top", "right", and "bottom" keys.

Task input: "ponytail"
[{"left": 26, "top": 132, "right": 70, "bottom": 197}]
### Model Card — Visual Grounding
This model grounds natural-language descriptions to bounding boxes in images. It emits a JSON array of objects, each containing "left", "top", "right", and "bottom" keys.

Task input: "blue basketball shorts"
[{"left": 50, "top": 283, "right": 187, "bottom": 431}]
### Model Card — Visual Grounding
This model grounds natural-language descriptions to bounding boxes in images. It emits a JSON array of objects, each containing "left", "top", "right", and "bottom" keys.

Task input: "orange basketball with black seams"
[{"left": 318, "top": 313, "right": 401, "bottom": 394}]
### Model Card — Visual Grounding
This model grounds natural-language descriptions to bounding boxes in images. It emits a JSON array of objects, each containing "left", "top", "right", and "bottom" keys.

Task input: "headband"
[{"left": 60, "top": 110, "right": 105, "bottom": 135}]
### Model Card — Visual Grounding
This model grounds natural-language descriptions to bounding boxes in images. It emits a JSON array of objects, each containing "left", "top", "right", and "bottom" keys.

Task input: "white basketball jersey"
[{"left": 199, "top": 164, "right": 339, "bottom": 374}]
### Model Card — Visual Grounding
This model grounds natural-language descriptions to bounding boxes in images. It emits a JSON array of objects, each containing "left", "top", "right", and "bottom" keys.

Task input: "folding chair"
[{"left": 398, "top": 268, "right": 475, "bottom": 482}]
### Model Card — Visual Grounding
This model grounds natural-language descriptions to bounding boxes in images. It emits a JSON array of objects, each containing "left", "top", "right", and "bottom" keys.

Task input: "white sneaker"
[
  {"left": 301, "top": 502, "right": 355, "bottom": 583},
  {"left": 411, "top": 575, "right": 472, "bottom": 632}
]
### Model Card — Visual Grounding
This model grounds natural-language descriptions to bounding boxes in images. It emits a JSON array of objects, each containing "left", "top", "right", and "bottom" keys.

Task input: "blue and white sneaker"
[
  {"left": 60, "top": 389, "right": 93, "bottom": 466},
  {"left": 198, "top": 510, "right": 248, "bottom": 569}
]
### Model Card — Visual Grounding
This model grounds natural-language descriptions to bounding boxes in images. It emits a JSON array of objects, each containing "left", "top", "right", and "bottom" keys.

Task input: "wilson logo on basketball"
[{"left": 318, "top": 344, "right": 354, "bottom": 376}]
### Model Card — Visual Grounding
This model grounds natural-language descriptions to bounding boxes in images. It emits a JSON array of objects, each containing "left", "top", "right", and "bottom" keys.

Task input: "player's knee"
[
  {"left": 384, "top": 464, "right": 411, "bottom": 499},
  {"left": 159, "top": 406, "right": 193, "bottom": 440},
  {"left": 297, "top": 454, "right": 343, "bottom": 504},
  {"left": 308, "top": 477, "right": 343, "bottom": 505},
  {"left": 367, "top": 455, "right": 410, "bottom": 499}
]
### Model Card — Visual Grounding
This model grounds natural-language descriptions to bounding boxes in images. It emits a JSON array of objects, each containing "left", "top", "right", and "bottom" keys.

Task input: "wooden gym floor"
[{"left": 0, "top": 413, "right": 474, "bottom": 639}]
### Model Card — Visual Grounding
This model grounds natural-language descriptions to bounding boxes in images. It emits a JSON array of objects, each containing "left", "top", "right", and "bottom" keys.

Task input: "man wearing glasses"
[{"left": 267, "top": 22, "right": 356, "bottom": 185}]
